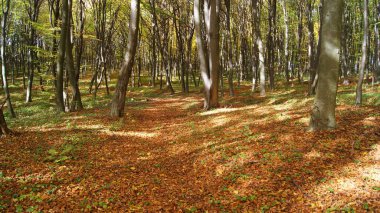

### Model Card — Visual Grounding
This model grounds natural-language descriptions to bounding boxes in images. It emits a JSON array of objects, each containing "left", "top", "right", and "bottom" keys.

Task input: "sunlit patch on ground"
[{"left": 1, "top": 84, "right": 379, "bottom": 211}]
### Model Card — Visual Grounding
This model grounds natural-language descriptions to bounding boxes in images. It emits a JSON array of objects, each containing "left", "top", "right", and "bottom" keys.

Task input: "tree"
[
  {"left": 194, "top": 0, "right": 220, "bottom": 110},
  {"left": 309, "top": 0, "right": 344, "bottom": 131},
  {"left": 66, "top": 0, "right": 83, "bottom": 111},
  {"left": 225, "top": 0, "right": 234, "bottom": 96},
  {"left": 25, "top": 0, "right": 43, "bottom": 103},
  {"left": 1, "top": 0, "right": 16, "bottom": 118},
  {"left": 56, "top": 0, "right": 69, "bottom": 111},
  {"left": 0, "top": 97, "right": 12, "bottom": 136},
  {"left": 110, "top": 0, "right": 140, "bottom": 117},
  {"left": 375, "top": 2, "right": 380, "bottom": 82},
  {"left": 355, "top": 0, "right": 369, "bottom": 106},
  {"left": 252, "top": 0, "right": 265, "bottom": 96}
]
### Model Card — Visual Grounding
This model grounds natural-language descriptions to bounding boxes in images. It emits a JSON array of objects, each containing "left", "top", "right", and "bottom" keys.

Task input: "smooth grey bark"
[
  {"left": 56, "top": 0, "right": 68, "bottom": 112},
  {"left": 1, "top": 0, "right": 15, "bottom": 118},
  {"left": 355, "top": 0, "right": 369, "bottom": 106},
  {"left": 309, "top": 0, "right": 344, "bottom": 131},
  {"left": 66, "top": 0, "right": 83, "bottom": 111},
  {"left": 306, "top": 0, "right": 316, "bottom": 95},
  {"left": 252, "top": 0, "right": 265, "bottom": 96},
  {"left": 110, "top": 0, "right": 140, "bottom": 117},
  {"left": 280, "top": 0, "right": 290, "bottom": 83},
  {"left": 48, "top": 0, "right": 60, "bottom": 88},
  {"left": 150, "top": 0, "right": 174, "bottom": 94},
  {"left": 267, "top": 0, "right": 276, "bottom": 90},
  {"left": 310, "top": 2, "right": 324, "bottom": 95},
  {"left": 374, "top": 3, "right": 380, "bottom": 82},
  {"left": 225, "top": 0, "right": 234, "bottom": 96},
  {"left": 296, "top": 1, "right": 303, "bottom": 83},
  {"left": 194, "top": 0, "right": 220, "bottom": 110}
]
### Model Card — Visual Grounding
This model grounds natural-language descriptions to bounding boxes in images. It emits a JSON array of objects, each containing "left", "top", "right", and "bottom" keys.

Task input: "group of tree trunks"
[{"left": 0, "top": 0, "right": 377, "bottom": 133}]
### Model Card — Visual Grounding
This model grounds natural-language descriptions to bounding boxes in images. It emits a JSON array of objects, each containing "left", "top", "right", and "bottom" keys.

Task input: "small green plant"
[
  {"left": 224, "top": 173, "right": 250, "bottom": 183},
  {"left": 109, "top": 119, "right": 124, "bottom": 131},
  {"left": 235, "top": 194, "right": 256, "bottom": 202}
]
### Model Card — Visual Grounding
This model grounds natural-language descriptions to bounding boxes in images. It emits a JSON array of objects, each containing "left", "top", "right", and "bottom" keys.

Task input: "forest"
[{"left": 0, "top": 0, "right": 379, "bottom": 211}]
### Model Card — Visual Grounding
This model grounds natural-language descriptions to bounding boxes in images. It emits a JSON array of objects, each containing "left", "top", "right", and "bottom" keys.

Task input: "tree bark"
[
  {"left": 280, "top": 0, "right": 290, "bottom": 83},
  {"left": 252, "top": 0, "right": 265, "bottom": 96},
  {"left": 374, "top": 3, "right": 380, "bottom": 82},
  {"left": 56, "top": 0, "right": 68, "bottom": 111},
  {"left": 0, "top": 98, "right": 12, "bottom": 136},
  {"left": 309, "top": 0, "right": 344, "bottom": 131},
  {"left": 1, "top": 0, "right": 15, "bottom": 118},
  {"left": 194, "top": 0, "right": 220, "bottom": 110},
  {"left": 66, "top": 0, "right": 83, "bottom": 111},
  {"left": 355, "top": 0, "right": 369, "bottom": 106},
  {"left": 110, "top": 0, "right": 140, "bottom": 117}
]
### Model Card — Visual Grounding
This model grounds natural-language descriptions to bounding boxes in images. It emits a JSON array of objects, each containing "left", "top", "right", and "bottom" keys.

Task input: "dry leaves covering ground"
[{"left": 0, "top": 85, "right": 379, "bottom": 212}]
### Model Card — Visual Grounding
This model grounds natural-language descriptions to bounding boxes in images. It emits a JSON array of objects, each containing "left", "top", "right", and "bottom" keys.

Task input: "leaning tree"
[{"left": 110, "top": 0, "right": 140, "bottom": 117}]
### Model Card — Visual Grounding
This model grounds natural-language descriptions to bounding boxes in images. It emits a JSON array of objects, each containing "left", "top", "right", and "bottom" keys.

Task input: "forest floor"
[{"left": 0, "top": 81, "right": 380, "bottom": 212}]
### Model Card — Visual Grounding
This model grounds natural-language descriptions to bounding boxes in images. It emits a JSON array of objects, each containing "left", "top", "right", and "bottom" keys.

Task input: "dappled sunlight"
[
  {"left": 305, "top": 149, "right": 322, "bottom": 159},
  {"left": 100, "top": 130, "right": 159, "bottom": 139},
  {"left": 77, "top": 124, "right": 106, "bottom": 130},
  {"left": 210, "top": 115, "right": 231, "bottom": 127},
  {"left": 273, "top": 99, "right": 297, "bottom": 110},
  {"left": 200, "top": 105, "right": 258, "bottom": 116},
  {"left": 361, "top": 165, "right": 380, "bottom": 182},
  {"left": 362, "top": 116, "right": 378, "bottom": 127},
  {"left": 3, "top": 79, "right": 380, "bottom": 211}
]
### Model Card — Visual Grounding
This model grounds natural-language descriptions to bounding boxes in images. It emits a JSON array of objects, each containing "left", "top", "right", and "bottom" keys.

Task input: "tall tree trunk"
[
  {"left": 306, "top": 0, "right": 316, "bottom": 95},
  {"left": 194, "top": 0, "right": 220, "bottom": 110},
  {"left": 66, "top": 0, "right": 83, "bottom": 111},
  {"left": 110, "top": 0, "right": 140, "bottom": 117},
  {"left": 1, "top": 0, "right": 15, "bottom": 118},
  {"left": 280, "top": 0, "right": 290, "bottom": 83},
  {"left": 225, "top": 0, "right": 234, "bottom": 96},
  {"left": 267, "top": 0, "right": 276, "bottom": 90},
  {"left": 374, "top": 2, "right": 380, "bottom": 82},
  {"left": 252, "top": 0, "right": 265, "bottom": 96},
  {"left": 309, "top": 0, "right": 344, "bottom": 131},
  {"left": 56, "top": 0, "right": 68, "bottom": 112},
  {"left": 355, "top": 0, "right": 369, "bottom": 106}
]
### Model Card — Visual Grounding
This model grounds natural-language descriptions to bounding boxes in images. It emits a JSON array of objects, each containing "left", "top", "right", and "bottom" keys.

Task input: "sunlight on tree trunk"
[
  {"left": 110, "top": 0, "right": 140, "bottom": 117},
  {"left": 309, "top": 0, "right": 343, "bottom": 131}
]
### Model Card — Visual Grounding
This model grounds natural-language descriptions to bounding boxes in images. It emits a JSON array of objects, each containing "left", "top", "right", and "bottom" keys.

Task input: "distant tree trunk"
[
  {"left": 306, "top": 0, "right": 316, "bottom": 95},
  {"left": 56, "top": 0, "right": 69, "bottom": 112},
  {"left": 267, "top": 0, "right": 276, "bottom": 90},
  {"left": 309, "top": 0, "right": 343, "bottom": 131},
  {"left": 48, "top": 0, "right": 60, "bottom": 88},
  {"left": 296, "top": 1, "right": 304, "bottom": 83},
  {"left": 151, "top": 15, "right": 157, "bottom": 87},
  {"left": 75, "top": 0, "right": 85, "bottom": 87},
  {"left": 374, "top": 3, "right": 380, "bottom": 82},
  {"left": 310, "top": 2, "right": 324, "bottom": 95},
  {"left": 110, "top": 0, "right": 140, "bottom": 117},
  {"left": 355, "top": 0, "right": 369, "bottom": 106},
  {"left": 252, "top": 0, "right": 265, "bottom": 96},
  {"left": 1, "top": 0, "right": 15, "bottom": 118},
  {"left": 66, "top": 0, "right": 83, "bottom": 111},
  {"left": 280, "top": 0, "right": 290, "bottom": 83},
  {"left": 225, "top": 0, "right": 234, "bottom": 96}
]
